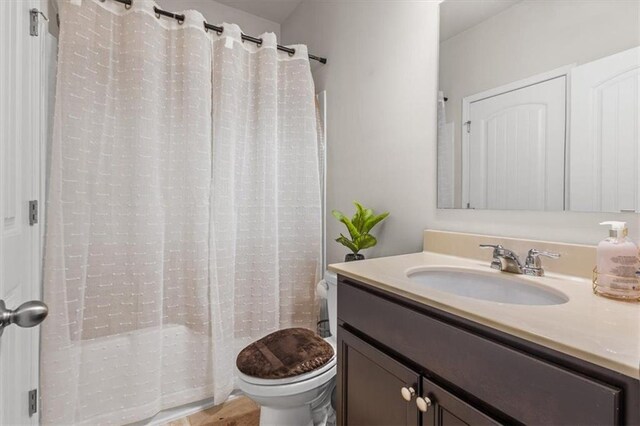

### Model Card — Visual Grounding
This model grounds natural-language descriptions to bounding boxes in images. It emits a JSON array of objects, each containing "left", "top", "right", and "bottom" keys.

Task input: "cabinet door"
[
  {"left": 420, "top": 377, "right": 500, "bottom": 426},
  {"left": 337, "top": 326, "right": 420, "bottom": 426}
]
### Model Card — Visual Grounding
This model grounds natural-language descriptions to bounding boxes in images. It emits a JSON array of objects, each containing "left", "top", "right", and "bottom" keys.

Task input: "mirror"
[{"left": 437, "top": 0, "right": 640, "bottom": 212}]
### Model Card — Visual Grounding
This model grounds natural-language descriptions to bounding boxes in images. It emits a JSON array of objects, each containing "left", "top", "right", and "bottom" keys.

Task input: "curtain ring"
[
  {"left": 124, "top": 2, "right": 132, "bottom": 9},
  {"left": 155, "top": 11, "right": 160, "bottom": 19},
  {"left": 177, "top": 17, "right": 184, "bottom": 25},
  {"left": 257, "top": 38, "right": 263, "bottom": 47},
  {"left": 288, "top": 48, "right": 296, "bottom": 57},
  {"left": 217, "top": 26, "right": 223, "bottom": 35}
]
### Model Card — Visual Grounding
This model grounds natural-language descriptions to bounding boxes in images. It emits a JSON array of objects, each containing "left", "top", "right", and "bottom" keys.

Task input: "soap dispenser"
[{"left": 594, "top": 221, "right": 640, "bottom": 300}]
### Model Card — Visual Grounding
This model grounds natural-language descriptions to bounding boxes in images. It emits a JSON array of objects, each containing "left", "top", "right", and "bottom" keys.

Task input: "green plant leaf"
[
  {"left": 352, "top": 201, "right": 366, "bottom": 232},
  {"left": 332, "top": 209, "right": 360, "bottom": 240},
  {"left": 364, "top": 208, "right": 374, "bottom": 221},
  {"left": 355, "top": 234, "right": 377, "bottom": 250},
  {"left": 333, "top": 203, "right": 389, "bottom": 255},
  {"left": 336, "top": 234, "right": 359, "bottom": 254},
  {"left": 362, "top": 212, "right": 389, "bottom": 234},
  {"left": 331, "top": 209, "right": 346, "bottom": 222}
]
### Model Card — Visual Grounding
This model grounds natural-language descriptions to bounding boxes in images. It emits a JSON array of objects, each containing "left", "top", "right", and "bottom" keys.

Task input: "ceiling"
[
  {"left": 440, "top": 0, "right": 521, "bottom": 42},
  {"left": 215, "top": 0, "right": 521, "bottom": 35},
  {"left": 216, "top": 0, "right": 304, "bottom": 24}
]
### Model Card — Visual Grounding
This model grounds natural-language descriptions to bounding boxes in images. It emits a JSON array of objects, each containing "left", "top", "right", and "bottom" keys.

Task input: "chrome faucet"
[
  {"left": 479, "top": 244, "right": 523, "bottom": 274},
  {"left": 479, "top": 245, "right": 560, "bottom": 276}
]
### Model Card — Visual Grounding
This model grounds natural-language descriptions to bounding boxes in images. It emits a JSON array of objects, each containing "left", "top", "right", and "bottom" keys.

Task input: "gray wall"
[
  {"left": 283, "top": 1, "right": 640, "bottom": 261},
  {"left": 440, "top": 0, "right": 640, "bottom": 208},
  {"left": 282, "top": 1, "right": 437, "bottom": 265}
]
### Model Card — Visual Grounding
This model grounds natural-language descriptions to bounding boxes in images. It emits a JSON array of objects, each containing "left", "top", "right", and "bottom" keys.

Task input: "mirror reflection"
[{"left": 437, "top": 0, "right": 640, "bottom": 212}]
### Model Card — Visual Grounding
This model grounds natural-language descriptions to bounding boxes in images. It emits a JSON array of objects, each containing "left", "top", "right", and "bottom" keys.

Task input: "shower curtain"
[
  {"left": 437, "top": 91, "right": 454, "bottom": 208},
  {"left": 41, "top": 1, "right": 321, "bottom": 424}
]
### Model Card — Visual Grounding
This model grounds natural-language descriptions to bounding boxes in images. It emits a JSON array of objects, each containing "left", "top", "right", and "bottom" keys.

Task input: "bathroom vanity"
[{"left": 330, "top": 233, "right": 640, "bottom": 426}]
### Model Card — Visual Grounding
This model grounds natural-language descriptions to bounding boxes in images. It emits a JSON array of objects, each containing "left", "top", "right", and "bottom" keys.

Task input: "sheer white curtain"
[
  {"left": 42, "top": 1, "right": 321, "bottom": 424},
  {"left": 207, "top": 23, "right": 322, "bottom": 399}
]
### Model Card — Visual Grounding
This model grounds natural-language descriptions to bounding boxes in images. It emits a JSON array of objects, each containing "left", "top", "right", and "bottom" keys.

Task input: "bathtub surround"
[{"left": 41, "top": 1, "right": 321, "bottom": 423}]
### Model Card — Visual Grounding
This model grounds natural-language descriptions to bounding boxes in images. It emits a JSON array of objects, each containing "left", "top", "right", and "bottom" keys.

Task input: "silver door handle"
[{"left": 0, "top": 299, "right": 48, "bottom": 337}]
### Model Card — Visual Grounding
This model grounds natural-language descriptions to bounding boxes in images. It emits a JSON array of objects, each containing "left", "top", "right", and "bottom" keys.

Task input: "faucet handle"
[
  {"left": 480, "top": 244, "right": 506, "bottom": 271},
  {"left": 479, "top": 244, "right": 503, "bottom": 255},
  {"left": 526, "top": 248, "right": 560, "bottom": 261},
  {"left": 524, "top": 249, "right": 560, "bottom": 276}
]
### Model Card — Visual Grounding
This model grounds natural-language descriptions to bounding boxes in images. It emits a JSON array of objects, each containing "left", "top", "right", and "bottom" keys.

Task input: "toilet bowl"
[{"left": 236, "top": 271, "right": 338, "bottom": 426}]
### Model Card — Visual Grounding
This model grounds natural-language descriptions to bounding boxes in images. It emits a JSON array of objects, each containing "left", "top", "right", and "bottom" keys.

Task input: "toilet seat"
[
  {"left": 237, "top": 362, "right": 336, "bottom": 398},
  {"left": 236, "top": 336, "right": 338, "bottom": 395},
  {"left": 237, "top": 355, "right": 336, "bottom": 386}
]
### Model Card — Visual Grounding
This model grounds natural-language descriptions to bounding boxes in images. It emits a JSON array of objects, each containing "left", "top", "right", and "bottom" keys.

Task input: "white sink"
[{"left": 406, "top": 267, "right": 569, "bottom": 306}]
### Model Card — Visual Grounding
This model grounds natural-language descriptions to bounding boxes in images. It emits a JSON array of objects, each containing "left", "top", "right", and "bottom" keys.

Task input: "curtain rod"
[{"left": 110, "top": 0, "right": 327, "bottom": 64}]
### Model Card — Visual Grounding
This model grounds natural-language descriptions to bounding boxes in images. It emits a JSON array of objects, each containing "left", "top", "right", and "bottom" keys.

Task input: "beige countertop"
[{"left": 329, "top": 251, "right": 640, "bottom": 380}]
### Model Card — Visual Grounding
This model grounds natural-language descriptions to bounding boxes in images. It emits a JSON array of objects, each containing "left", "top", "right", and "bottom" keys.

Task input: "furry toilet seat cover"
[{"left": 236, "top": 327, "right": 334, "bottom": 379}]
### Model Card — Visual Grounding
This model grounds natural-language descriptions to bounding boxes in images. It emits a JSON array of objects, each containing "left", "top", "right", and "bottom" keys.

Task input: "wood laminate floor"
[{"left": 166, "top": 396, "right": 260, "bottom": 426}]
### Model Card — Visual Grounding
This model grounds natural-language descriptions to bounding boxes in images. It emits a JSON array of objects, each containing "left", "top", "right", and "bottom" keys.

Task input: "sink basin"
[{"left": 406, "top": 268, "right": 569, "bottom": 306}]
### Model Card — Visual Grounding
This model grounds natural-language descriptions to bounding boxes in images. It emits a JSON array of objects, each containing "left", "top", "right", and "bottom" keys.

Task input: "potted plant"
[{"left": 332, "top": 201, "right": 390, "bottom": 262}]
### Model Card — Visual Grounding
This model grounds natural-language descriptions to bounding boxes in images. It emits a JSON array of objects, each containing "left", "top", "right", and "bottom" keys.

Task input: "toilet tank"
[{"left": 325, "top": 271, "right": 338, "bottom": 338}]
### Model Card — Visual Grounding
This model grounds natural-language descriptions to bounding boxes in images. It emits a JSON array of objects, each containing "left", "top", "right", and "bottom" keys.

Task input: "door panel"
[
  {"left": 569, "top": 46, "right": 640, "bottom": 212},
  {"left": 337, "top": 326, "right": 420, "bottom": 426},
  {"left": 0, "top": 1, "right": 43, "bottom": 424},
  {"left": 467, "top": 76, "right": 566, "bottom": 210},
  {"left": 421, "top": 377, "right": 500, "bottom": 426}
]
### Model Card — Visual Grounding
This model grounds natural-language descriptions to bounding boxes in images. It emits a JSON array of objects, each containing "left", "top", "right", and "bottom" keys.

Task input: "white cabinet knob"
[
  {"left": 416, "top": 396, "right": 432, "bottom": 412},
  {"left": 401, "top": 386, "right": 416, "bottom": 401}
]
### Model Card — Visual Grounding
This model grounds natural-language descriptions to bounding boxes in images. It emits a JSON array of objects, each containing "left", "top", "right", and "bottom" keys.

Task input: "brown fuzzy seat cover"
[{"left": 236, "top": 328, "right": 334, "bottom": 379}]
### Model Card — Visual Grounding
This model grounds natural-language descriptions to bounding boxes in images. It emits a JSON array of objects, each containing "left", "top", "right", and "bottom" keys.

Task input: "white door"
[
  {"left": 1, "top": 1, "right": 47, "bottom": 425},
  {"left": 569, "top": 46, "right": 640, "bottom": 213},
  {"left": 465, "top": 76, "right": 567, "bottom": 210}
]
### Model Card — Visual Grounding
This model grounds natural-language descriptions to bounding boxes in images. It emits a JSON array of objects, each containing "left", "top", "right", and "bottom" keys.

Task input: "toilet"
[{"left": 236, "top": 271, "right": 338, "bottom": 426}]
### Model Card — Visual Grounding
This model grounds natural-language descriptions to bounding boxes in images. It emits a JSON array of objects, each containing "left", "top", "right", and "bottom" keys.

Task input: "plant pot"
[{"left": 345, "top": 253, "right": 365, "bottom": 262}]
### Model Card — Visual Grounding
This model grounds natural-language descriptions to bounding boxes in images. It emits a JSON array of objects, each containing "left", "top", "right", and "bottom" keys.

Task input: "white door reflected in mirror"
[
  {"left": 437, "top": 0, "right": 640, "bottom": 212},
  {"left": 463, "top": 74, "right": 566, "bottom": 210}
]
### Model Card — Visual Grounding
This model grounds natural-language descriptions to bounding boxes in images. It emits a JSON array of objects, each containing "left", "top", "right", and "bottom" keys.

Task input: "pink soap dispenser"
[{"left": 594, "top": 221, "right": 640, "bottom": 300}]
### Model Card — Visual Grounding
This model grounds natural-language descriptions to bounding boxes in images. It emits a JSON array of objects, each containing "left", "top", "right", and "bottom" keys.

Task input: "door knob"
[
  {"left": 0, "top": 299, "right": 48, "bottom": 337},
  {"left": 416, "top": 396, "right": 432, "bottom": 412},
  {"left": 401, "top": 386, "right": 416, "bottom": 401}
]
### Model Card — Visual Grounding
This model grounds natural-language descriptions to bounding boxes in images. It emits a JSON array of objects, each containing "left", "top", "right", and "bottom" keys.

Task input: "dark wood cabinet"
[
  {"left": 338, "top": 326, "right": 420, "bottom": 426},
  {"left": 420, "top": 377, "right": 499, "bottom": 426},
  {"left": 338, "top": 326, "right": 500, "bottom": 426},
  {"left": 337, "top": 275, "right": 640, "bottom": 426}
]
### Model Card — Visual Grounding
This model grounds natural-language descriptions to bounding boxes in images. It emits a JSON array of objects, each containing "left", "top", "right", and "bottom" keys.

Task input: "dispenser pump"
[{"left": 600, "top": 221, "right": 628, "bottom": 239}]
